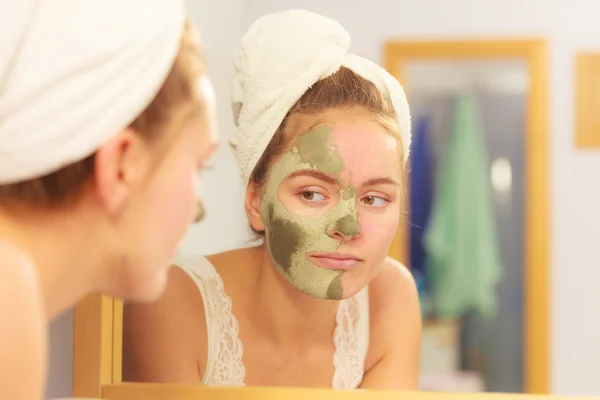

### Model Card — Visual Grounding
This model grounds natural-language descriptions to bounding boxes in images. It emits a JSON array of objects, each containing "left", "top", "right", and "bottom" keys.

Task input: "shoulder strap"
[
  {"left": 355, "top": 286, "right": 370, "bottom": 362},
  {"left": 175, "top": 255, "right": 245, "bottom": 386},
  {"left": 332, "top": 286, "right": 370, "bottom": 389},
  {"left": 176, "top": 254, "right": 219, "bottom": 280},
  {"left": 175, "top": 256, "right": 219, "bottom": 383}
]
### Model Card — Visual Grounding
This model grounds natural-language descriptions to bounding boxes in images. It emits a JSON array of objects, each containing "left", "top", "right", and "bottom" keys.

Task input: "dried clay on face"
[
  {"left": 194, "top": 200, "right": 206, "bottom": 223},
  {"left": 259, "top": 125, "right": 360, "bottom": 299}
]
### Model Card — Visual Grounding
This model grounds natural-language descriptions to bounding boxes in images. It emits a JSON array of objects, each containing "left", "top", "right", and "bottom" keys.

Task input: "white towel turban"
[
  {"left": 230, "top": 9, "right": 411, "bottom": 188},
  {"left": 0, "top": 0, "right": 185, "bottom": 184}
]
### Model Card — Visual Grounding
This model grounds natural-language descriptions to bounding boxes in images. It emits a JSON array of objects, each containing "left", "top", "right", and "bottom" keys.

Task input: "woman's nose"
[
  {"left": 326, "top": 214, "right": 360, "bottom": 240},
  {"left": 193, "top": 200, "right": 206, "bottom": 223}
]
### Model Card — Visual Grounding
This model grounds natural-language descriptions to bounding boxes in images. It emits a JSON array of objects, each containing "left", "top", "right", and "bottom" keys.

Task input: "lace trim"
[
  {"left": 197, "top": 270, "right": 364, "bottom": 388},
  {"left": 202, "top": 274, "right": 246, "bottom": 386},
  {"left": 332, "top": 296, "right": 364, "bottom": 389}
]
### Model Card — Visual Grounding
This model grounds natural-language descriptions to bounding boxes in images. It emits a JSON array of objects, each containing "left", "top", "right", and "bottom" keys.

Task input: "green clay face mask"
[{"left": 259, "top": 125, "right": 360, "bottom": 300}]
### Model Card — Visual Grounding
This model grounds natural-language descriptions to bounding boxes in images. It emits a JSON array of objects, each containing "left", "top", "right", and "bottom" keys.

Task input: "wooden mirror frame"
[
  {"left": 72, "top": 38, "right": 549, "bottom": 399},
  {"left": 385, "top": 39, "right": 550, "bottom": 395}
]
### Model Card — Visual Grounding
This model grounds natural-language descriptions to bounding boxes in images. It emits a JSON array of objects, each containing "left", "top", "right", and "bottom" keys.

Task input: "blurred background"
[{"left": 46, "top": 0, "right": 600, "bottom": 398}]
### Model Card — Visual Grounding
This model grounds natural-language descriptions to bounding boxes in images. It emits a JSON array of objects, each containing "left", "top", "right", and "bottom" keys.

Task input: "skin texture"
[
  {"left": 122, "top": 108, "right": 421, "bottom": 390},
  {"left": 260, "top": 125, "right": 360, "bottom": 299}
]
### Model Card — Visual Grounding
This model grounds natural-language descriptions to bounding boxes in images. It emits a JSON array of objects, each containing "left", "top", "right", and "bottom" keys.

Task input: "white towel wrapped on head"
[
  {"left": 230, "top": 9, "right": 411, "bottom": 188},
  {"left": 0, "top": 0, "right": 185, "bottom": 184}
]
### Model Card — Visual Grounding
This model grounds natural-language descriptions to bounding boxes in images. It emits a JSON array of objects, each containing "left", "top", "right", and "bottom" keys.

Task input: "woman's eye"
[
  {"left": 301, "top": 191, "right": 326, "bottom": 202},
  {"left": 362, "top": 196, "right": 387, "bottom": 207}
]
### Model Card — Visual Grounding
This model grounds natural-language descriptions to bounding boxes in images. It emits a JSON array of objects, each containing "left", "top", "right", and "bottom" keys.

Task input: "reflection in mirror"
[
  {"left": 405, "top": 60, "right": 528, "bottom": 393},
  {"left": 121, "top": 10, "right": 421, "bottom": 391},
  {"left": 118, "top": 52, "right": 544, "bottom": 394}
]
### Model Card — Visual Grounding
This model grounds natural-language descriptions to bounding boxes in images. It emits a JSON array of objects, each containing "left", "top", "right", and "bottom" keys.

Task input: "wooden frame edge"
[
  {"left": 574, "top": 53, "right": 600, "bottom": 149},
  {"left": 72, "top": 293, "right": 116, "bottom": 398},
  {"left": 102, "top": 383, "right": 571, "bottom": 400}
]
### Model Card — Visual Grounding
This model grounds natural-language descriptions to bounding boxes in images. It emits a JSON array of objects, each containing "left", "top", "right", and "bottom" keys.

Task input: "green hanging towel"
[{"left": 424, "top": 94, "right": 502, "bottom": 320}]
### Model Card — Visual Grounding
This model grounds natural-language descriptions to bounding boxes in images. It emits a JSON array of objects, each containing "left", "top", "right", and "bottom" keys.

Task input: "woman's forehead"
[
  {"left": 292, "top": 118, "right": 397, "bottom": 158},
  {"left": 272, "top": 120, "right": 402, "bottom": 184}
]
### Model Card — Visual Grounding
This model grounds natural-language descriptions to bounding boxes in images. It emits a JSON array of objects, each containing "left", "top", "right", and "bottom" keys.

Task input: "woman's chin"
[{"left": 113, "top": 262, "right": 171, "bottom": 302}]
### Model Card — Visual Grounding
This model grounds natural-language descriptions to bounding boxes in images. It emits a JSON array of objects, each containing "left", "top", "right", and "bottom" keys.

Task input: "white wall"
[
  {"left": 241, "top": 0, "right": 600, "bottom": 395},
  {"left": 46, "top": 0, "right": 600, "bottom": 397},
  {"left": 178, "top": 0, "right": 249, "bottom": 257},
  {"left": 45, "top": 310, "right": 73, "bottom": 399}
]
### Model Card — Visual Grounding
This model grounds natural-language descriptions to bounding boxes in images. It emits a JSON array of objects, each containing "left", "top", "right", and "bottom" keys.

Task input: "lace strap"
[
  {"left": 332, "top": 287, "right": 370, "bottom": 390},
  {"left": 176, "top": 257, "right": 246, "bottom": 386}
]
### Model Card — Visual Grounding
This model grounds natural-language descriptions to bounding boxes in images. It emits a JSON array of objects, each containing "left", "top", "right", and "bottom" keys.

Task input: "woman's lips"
[{"left": 308, "top": 253, "right": 362, "bottom": 270}]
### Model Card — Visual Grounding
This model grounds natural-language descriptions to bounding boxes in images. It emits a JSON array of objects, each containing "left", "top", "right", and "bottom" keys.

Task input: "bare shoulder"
[
  {"left": 122, "top": 263, "right": 207, "bottom": 383},
  {"left": 206, "top": 246, "right": 262, "bottom": 273},
  {"left": 206, "top": 246, "right": 262, "bottom": 289},
  {"left": 369, "top": 257, "right": 419, "bottom": 313},
  {"left": 365, "top": 257, "right": 421, "bottom": 369},
  {"left": 125, "top": 262, "right": 206, "bottom": 327},
  {"left": 0, "top": 242, "right": 46, "bottom": 399},
  {"left": 122, "top": 246, "right": 259, "bottom": 383}
]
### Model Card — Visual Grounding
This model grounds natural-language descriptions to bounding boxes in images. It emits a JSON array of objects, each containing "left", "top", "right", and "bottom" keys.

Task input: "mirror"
[
  {"left": 385, "top": 41, "right": 549, "bottom": 395},
  {"left": 71, "top": 39, "right": 548, "bottom": 400},
  {"left": 407, "top": 59, "right": 527, "bottom": 393}
]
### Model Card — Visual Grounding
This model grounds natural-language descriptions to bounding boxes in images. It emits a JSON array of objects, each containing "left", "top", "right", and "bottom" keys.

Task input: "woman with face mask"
[
  {"left": 123, "top": 9, "right": 421, "bottom": 390},
  {"left": 0, "top": 1, "right": 218, "bottom": 399}
]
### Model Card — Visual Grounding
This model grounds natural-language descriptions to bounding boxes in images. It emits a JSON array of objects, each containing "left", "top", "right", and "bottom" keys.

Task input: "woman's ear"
[
  {"left": 245, "top": 183, "right": 265, "bottom": 232},
  {"left": 94, "top": 129, "right": 151, "bottom": 217}
]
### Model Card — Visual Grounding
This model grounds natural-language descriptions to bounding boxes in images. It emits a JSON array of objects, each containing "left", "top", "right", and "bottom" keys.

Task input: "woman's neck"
[
  {"left": 247, "top": 245, "right": 339, "bottom": 348},
  {"left": 0, "top": 207, "right": 98, "bottom": 320}
]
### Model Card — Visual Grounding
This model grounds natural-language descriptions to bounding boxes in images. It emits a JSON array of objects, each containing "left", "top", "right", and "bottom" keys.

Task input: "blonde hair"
[
  {"left": 0, "top": 20, "right": 205, "bottom": 208},
  {"left": 250, "top": 66, "right": 405, "bottom": 189}
]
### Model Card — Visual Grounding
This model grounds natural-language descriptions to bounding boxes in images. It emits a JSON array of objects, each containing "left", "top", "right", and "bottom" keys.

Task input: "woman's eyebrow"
[
  {"left": 286, "top": 169, "right": 338, "bottom": 185},
  {"left": 361, "top": 177, "right": 400, "bottom": 188}
]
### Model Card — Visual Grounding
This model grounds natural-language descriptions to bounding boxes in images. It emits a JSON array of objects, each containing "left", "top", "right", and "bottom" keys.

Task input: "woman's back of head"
[
  {"left": 0, "top": 0, "right": 219, "bottom": 314},
  {"left": 0, "top": 3, "right": 222, "bottom": 398}
]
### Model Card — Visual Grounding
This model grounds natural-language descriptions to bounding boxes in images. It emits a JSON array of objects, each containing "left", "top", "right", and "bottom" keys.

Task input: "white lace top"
[{"left": 177, "top": 256, "right": 370, "bottom": 389}]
